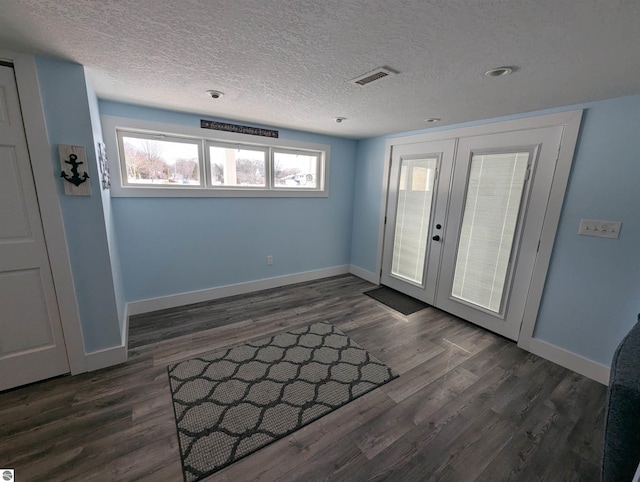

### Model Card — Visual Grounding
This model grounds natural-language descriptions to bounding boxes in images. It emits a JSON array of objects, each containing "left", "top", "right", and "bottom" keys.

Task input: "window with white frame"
[
  {"left": 273, "top": 149, "right": 321, "bottom": 189},
  {"left": 106, "top": 117, "right": 329, "bottom": 197},
  {"left": 207, "top": 142, "right": 268, "bottom": 188},
  {"left": 118, "top": 132, "right": 203, "bottom": 187}
]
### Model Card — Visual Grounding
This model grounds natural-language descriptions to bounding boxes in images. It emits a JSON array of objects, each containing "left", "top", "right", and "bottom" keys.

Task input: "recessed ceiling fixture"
[
  {"left": 206, "top": 90, "right": 224, "bottom": 99},
  {"left": 484, "top": 66, "right": 515, "bottom": 77},
  {"left": 425, "top": 118, "right": 441, "bottom": 123},
  {"left": 334, "top": 117, "right": 347, "bottom": 124},
  {"left": 349, "top": 67, "right": 398, "bottom": 86}
]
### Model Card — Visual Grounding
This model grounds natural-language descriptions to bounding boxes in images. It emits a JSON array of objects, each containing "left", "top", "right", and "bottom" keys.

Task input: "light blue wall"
[
  {"left": 350, "top": 136, "right": 386, "bottom": 273},
  {"left": 350, "top": 95, "right": 640, "bottom": 367},
  {"left": 85, "top": 75, "right": 126, "bottom": 337},
  {"left": 99, "top": 101, "right": 358, "bottom": 302},
  {"left": 533, "top": 96, "right": 640, "bottom": 365},
  {"left": 36, "top": 56, "right": 121, "bottom": 352}
]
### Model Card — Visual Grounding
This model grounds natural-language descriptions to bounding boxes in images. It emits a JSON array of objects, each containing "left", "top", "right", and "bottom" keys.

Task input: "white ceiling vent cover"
[{"left": 349, "top": 67, "right": 397, "bottom": 86}]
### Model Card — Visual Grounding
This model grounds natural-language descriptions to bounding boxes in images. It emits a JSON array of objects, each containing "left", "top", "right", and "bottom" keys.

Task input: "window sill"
[{"left": 109, "top": 185, "right": 329, "bottom": 198}]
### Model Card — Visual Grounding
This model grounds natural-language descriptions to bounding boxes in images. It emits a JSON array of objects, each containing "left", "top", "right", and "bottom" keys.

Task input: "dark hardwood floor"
[{"left": 0, "top": 275, "right": 605, "bottom": 481}]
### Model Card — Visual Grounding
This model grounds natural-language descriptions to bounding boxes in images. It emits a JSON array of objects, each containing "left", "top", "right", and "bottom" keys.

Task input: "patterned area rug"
[{"left": 167, "top": 321, "right": 397, "bottom": 482}]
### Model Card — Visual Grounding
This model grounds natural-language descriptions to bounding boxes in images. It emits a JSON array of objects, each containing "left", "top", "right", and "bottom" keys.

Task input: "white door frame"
[
  {"left": 0, "top": 50, "right": 86, "bottom": 374},
  {"left": 376, "top": 110, "right": 583, "bottom": 347}
]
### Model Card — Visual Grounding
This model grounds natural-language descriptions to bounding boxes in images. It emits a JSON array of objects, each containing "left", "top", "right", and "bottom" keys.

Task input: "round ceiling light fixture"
[
  {"left": 206, "top": 90, "right": 224, "bottom": 99},
  {"left": 425, "top": 118, "right": 441, "bottom": 123},
  {"left": 484, "top": 66, "right": 515, "bottom": 77}
]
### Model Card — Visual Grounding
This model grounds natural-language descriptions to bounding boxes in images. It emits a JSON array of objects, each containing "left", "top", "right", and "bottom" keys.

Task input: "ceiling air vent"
[{"left": 349, "top": 67, "right": 397, "bottom": 86}]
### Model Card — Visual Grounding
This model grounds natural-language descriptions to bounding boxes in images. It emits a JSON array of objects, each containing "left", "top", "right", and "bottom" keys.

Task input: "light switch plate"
[{"left": 578, "top": 219, "right": 621, "bottom": 239}]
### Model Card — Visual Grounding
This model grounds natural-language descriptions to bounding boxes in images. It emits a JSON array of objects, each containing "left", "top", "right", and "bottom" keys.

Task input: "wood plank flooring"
[{"left": 0, "top": 275, "right": 606, "bottom": 481}]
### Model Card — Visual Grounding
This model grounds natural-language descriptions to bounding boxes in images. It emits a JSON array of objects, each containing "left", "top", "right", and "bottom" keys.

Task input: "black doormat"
[
  {"left": 167, "top": 321, "right": 397, "bottom": 482},
  {"left": 364, "top": 286, "right": 429, "bottom": 315}
]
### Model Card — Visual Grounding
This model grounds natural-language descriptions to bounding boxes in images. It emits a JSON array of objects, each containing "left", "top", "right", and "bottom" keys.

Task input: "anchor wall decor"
[{"left": 58, "top": 145, "right": 92, "bottom": 196}]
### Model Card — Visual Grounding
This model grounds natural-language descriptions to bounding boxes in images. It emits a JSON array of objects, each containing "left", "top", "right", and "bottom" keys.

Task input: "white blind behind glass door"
[
  {"left": 452, "top": 151, "right": 529, "bottom": 313},
  {"left": 391, "top": 157, "right": 438, "bottom": 284}
]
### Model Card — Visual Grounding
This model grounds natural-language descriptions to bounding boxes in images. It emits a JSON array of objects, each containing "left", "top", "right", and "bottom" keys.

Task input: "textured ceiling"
[{"left": 0, "top": 0, "right": 639, "bottom": 138}]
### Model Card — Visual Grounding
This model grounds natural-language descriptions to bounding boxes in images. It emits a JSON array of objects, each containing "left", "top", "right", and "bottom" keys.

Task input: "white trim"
[
  {"left": 527, "top": 338, "right": 609, "bottom": 385},
  {"left": 349, "top": 265, "right": 379, "bottom": 284},
  {"left": 375, "top": 141, "right": 393, "bottom": 285},
  {"left": 517, "top": 111, "right": 583, "bottom": 346},
  {"left": 100, "top": 114, "right": 330, "bottom": 198},
  {"left": 84, "top": 344, "right": 127, "bottom": 371},
  {"left": 1, "top": 50, "right": 87, "bottom": 374},
  {"left": 84, "top": 304, "right": 129, "bottom": 371},
  {"left": 386, "top": 110, "right": 585, "bottom": 147},
  {"left": 127, "top": 265, "right": 351, "bottom": 316}
]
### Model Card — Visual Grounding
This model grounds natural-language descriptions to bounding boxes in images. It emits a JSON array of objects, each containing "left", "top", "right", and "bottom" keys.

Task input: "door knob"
[{"left": 432, "top": 235, "right": 441, "bottom": 241}]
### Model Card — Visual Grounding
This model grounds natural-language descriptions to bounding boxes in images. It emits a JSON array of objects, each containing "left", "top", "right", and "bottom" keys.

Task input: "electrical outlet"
[
  {"left": 578, "top": 219, "right": 622, "bottom": 239},
  {"left": 266, "top": 255, "right": 273, "bottom": 265}
]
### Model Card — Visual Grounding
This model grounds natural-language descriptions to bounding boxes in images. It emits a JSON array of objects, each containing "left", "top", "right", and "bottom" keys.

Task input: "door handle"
[{"left": 432, "top": 235, "right": 441, "bottom": 241}]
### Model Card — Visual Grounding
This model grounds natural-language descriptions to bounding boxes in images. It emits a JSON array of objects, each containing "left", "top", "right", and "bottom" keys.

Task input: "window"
[
  {"left": 107, "top": 117, "right": 329, "bottom": 198},
  {"left": 208, "top": 142, "right": 267, "bottom": 188},
  {"left": 273, "top": 149, "right": 320, "bottom": 189},
  {"left": 118, "top": 132, "right": 202, "bottom": 187}
]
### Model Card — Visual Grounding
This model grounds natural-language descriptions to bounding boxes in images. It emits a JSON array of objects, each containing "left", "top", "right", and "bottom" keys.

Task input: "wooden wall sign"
[
  {"left": 201, "top": 119, "right": 279, "bottom": 138},
  {"left": 59, "top": 144, "right": 91, "bottom": 196}
]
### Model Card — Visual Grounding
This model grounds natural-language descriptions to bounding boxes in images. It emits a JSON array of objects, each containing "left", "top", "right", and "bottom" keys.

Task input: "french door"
[
  {"left": 381, "top": 140, "right": 454, "bottom": 303},
  {"left": 381, "top": 126, "right": 564, "bottom": 340}
]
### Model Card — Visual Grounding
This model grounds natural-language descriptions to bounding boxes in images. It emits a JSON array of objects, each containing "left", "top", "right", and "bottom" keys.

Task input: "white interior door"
[
  {"left": 0, "top": 64, "right": 70, "bottom": 390},
  {"left": 381, "top": 140, "right": 454, "bottom": 303},
  {"left": 381, "top": 125, "right": 565, "bottom": 341}
]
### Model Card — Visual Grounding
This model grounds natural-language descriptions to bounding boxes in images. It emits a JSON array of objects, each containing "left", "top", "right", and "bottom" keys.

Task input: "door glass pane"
[
  {"left": 452, "top": 151, "right": 530, "bottom": 312},
  {"left": 391, "top": 157, "right": 438, "bottom": 284}
]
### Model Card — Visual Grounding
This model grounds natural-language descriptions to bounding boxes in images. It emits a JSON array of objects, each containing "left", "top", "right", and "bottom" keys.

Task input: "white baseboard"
[
  {"left": 127, "top": 265, "right": 351, "bottom": 316},
  {"left": 87, "top": 267, "right": 351, "bottom": 371},
  {"left": 524, "top": 338, "right": 610, "bottom": 385},
  {"left": 84, "top": 342, "right": 127, "bottom": 371},
  {"left": 349, "top": 265, "right": 379, "bottom": 285},
  {"left": 84, "top": 304, "right": 129, "bottom": 372}
]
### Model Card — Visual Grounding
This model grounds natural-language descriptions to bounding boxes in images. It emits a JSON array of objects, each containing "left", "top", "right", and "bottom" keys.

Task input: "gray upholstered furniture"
[{"left": 602, "top": 316, "right": 640, "bottom": 482}]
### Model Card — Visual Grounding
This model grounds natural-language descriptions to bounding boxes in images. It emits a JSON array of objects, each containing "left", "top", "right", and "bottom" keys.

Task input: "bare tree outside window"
[{"left": 122, "top": 136, "right": 200, "bottom": 185}]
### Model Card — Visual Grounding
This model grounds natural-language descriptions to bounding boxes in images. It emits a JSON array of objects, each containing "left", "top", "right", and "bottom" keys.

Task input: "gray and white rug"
[{"left": 167, "top": 321, "right": 397, "bottom": 482}]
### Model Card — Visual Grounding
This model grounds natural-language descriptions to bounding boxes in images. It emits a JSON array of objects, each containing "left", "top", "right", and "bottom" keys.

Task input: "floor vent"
[{"left": 349, "top": 67, "right": 397, "bottom": 86}]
